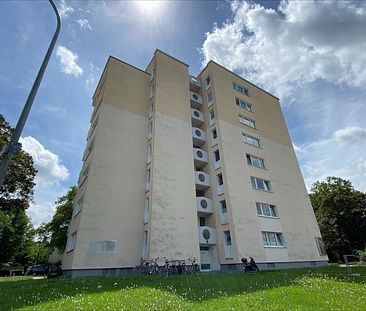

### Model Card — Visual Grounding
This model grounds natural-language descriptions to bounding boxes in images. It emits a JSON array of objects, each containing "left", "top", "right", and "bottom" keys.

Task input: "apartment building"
[{"left": 62, "top": 50, "right": 328, "bottom": 277}]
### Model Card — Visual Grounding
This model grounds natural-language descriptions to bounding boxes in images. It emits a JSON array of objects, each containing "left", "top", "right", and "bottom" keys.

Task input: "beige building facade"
[{"left": 63, "top": 50, "right": 328, "bottom": 277}]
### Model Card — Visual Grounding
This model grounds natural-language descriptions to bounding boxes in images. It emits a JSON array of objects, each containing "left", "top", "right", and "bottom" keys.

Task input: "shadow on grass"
[{"left": 0, "top": 266, "right": 365, "bottom": 310}]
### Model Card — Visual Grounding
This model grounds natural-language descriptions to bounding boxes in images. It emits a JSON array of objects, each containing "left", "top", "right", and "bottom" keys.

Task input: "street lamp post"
[{"left": 0, "top": 0, "right": 61, "bottom": 188}]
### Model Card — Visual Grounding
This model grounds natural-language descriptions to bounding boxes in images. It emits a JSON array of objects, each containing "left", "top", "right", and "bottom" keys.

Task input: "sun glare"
[{"left": 136, "top": 0, "right": 164, "bottom": 16}]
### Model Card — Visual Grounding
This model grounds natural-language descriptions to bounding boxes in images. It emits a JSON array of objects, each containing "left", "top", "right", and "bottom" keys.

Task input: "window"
[
  {"left": 150, "top": 84, "right": 155, "bottom": 98},
  {"left": 146, "top": 169, "right": 151, "bottom": 191},
  {"left": 233, "top": 82, "right": 249, "bottom": 96},
  {"left": 207, "top": 92, "right": 213, "bottom": 103},
  {"left": 262, "top": 232, "right": 285, "bottom": 247},
  {"left": 217, "top": 173, "right": 223, "bottom": 186},
  {"left": 147, "top": 143, "right": 152, "bottom": 163},
  {"left": 212, "top": 129, "right": 217, "bottom": 139},
  {"left": 199, "top": 217, "right": 206, "bottom": 227},
  {"left": 205, "top": 76, "right": 211, "bottom": 89},
  {"left": 142, "top": 231, "right": 148, "bottom": 259},
  {"left": 214, "top": 150, "right": 220, "bottom": 162},
  {"left": 148, "top": 121, "right": 153, "bottom": 138},
  {"left": 148, "top": 102, "right": 154, "bottom": 118},
  {"left": 79, "top": 164, "right": 90, "bottom": 186},
  {"left": 209, "top": 109, "right": 215, "bottom": 125},
  {"left": 235, "top": 98, "right": 252, "bottom": 112},
  {"left": 239, "top": 115, "right": 256, "bottom": 129},
  {"left": 224, "top": 230, "right": 232, "bottom": 246},
  {"left": 242, "top": 133, "right": 261, "bottom": 148},
  {"left": 315, "top": 237, "right": 327, "bottom": 256},
  {"left": 89, "top": 240, "right": 117, "bottom": 253},
  {"left": 256, "top": 202, "right": 277, "bottom": 217},
  {"left": 66, "top": 231, "right": 77, "bottom": 252},
  {"left": 84, "top": 137, "right": 95, "bottom": 161},
  {"left": 246, "top": 154, "right": 266, "bottom": 169},
  {"left": 251, "top": 176, "right": 271, "bottom": 192},
  {"left": 150, "top": 67, "right": 155, "bottom": 81},
  {"left": 223, "top": 230, "right": 233, "bottom": 258},
  {"left": 220, "top": 200, "right": 227, "bottom": 214},
  {"left": 73, "top": 195, "right": 83, "bottom": 216},
  {"left": 144, "top": 197, "right": 149, "bottom": 224}
]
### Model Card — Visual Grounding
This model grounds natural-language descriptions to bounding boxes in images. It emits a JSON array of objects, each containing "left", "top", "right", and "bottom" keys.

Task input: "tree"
[
  {"left": 310, "top": 177, "right": 366, "bottom": 262},
  {"left": 0, "top": 114, "right": 37, "bottom": 264},
  {"left": 44, "top": 186, "right": 77, "bottom": 252}
]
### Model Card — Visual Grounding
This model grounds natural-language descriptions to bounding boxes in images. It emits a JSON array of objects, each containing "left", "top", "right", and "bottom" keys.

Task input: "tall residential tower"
[{"left": 63, "top": 50, "right": 328, "bottom": 277}]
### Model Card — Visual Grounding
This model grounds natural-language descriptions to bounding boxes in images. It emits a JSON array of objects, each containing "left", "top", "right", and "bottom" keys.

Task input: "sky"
[{"left": 0, "top": 0, "right": 365, "bottom": 226}]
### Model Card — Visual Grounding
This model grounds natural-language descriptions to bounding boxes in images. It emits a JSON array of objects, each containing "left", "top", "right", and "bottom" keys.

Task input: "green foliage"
[
  {"left": 0, "top": 114, "right": 37, "bottom": 265},
  {"left": 357, "top": 247, "right": 366, "bottom": 261},
  {"left": 310, "top": 177, "right": 366, "bottom": 261},
  {"left": 0, "top": 266, "right": 365, "bottom": 310},
  {"left": 44, "top": 186, "right": 77, "bottom": 252}
]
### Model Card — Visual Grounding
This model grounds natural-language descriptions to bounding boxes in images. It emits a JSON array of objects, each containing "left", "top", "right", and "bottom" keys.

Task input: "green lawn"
[{"left": 0, "top": 266, "right": 365, "bottom": 310}]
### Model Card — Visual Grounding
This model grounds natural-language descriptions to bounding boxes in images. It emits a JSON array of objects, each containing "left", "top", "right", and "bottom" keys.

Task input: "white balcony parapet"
[
  {"left": 189, "top": 75, "right": 201, "bottom": 88},
  {"left": 191, "top": 108, "right": 204, "bottom": 127},
  {"left": 192, "top": 127, "right": 206, "bottom": 146},
  {"left": 199, "top": 226, "right": 217, "bottom": 245},
  {"left": 217, "top": 183, "right": 224, "bottom": 195},
  {"left": 190, "top": 92, "right": 202, "bottom": 109},
  {"left": 195, "top": 171, "right": 210, "bottom": 189},
  {"left": 196, "top": 197, "right": 214, "bottom": 215},
  {"left": 193, "top": 148, "right": 208, "bottom": 167}
]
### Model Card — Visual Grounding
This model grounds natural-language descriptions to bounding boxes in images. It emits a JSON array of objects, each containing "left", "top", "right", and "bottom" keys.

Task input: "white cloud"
[
  {"left": 86, "top": 62, "right": 101, "bottom": 88},
  {"left": 20, "top": 136, "right": 69, "bottom": 184},
  {"left": 201, "top": 1, "right": 366, "bottom": 98},
  {"left": 333, "top": 126, "right": 366, "bottom": 144},
  {"left": 75, "top": 18, "right": 92, "bottom": 30},
  {"left": 294, "top": 127, "right": 366, "bottom": 192},
  {"left": 56, "top": 46, "right": 83, "bottom": 77},
  {"left": 19, "top": 136, "right": 70, "bottom": 226},
  {"left": 58, "top": 0, "right": 74, "bottom": 19}
]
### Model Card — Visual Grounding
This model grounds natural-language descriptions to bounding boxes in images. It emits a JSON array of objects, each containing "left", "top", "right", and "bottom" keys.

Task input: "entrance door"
[{"left": 200, "top": 247, "right": 211, "bottom": 271}]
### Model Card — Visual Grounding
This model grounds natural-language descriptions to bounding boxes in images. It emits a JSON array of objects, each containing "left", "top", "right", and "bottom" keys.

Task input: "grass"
[{"left": 0, "top": 266, "right": 365, "bottom": 310}]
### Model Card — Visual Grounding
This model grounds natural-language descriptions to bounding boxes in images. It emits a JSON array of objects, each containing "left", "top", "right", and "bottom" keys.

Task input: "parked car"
[{"left": 29, "top": 264, "right": 49, "bottom": 276}]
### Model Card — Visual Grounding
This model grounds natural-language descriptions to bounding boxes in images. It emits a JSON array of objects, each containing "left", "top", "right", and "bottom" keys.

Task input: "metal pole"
[{"left": 0, "top": 0, "right": 61, "bottom": 188}]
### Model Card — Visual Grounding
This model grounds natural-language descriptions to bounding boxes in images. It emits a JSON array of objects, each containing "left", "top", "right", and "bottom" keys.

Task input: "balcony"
[
  {"left": 189, "top": 75, "right": 201, "bottom": 88},
  {"left": 191, "top": 108, "right": 204, "bottom": 127},
  {"left": 196, "top": 197, "right": 214, "bottom": 215},
  {"left": 192, "top": 127, "right": 206, "bottom": 146},
  {"left": 193, "top": 148, "right": 208, "bottom": 167},
  {"left": 195, "top": 171, "right": 210, "bottom": 190},
  {"left": 190, "top": 92, "right": 202, "bottom": 109},
  {"left": 199, "top": 226, "right": 217, "bottom": 245}
]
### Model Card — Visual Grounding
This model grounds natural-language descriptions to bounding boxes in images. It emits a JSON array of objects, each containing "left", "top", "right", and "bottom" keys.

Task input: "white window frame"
[
  {"left": 207, "top": 91, "right": 213, "bottom": 106},
  {"left": 144, "top": 197, "right": 149, "bottom": 224},
  {"left": 73, "top": 195, "right": 84, "bottom": 217},
  {"left": 150, "top": 84, "right": 155, "bottom": 98},
  {"left": 209, "top": 109, "right": 215, "bottom": 126},
  {"left": 148, "top": 101, "right": 154, "bottom": 119},
  {"left": 217, "top": 173, "right": 224, "bottom": 195},
  {"left": 239, "top": 115, "right": 256, "bottom": 129},
  {"left": 142, "top": 231, "right": 148, "bottom": 259},
  {"left": 150, "top": 67, "right": 155, "bottom": 81},
  {"left": 220, "top": 200, "right": 228, "bottom": 225},
  {"left": 242, "top": 133, "right": 261, "bottom": 148},
  {"left": 147, "top": 142, "right": 152, "bottom": 164},
  {"left": 223, "top": 230, "right": 233, "bottom": 258},
  {"left": 262, "top": 231, "right": 285, "bottom": 248},
  {"left": 246, "top": 154, "right": 266, "bottom": 169},
  {"left": 211, "top": 128, "right": 218, "bottom": 146},
  {"left": 256, "top": 202, "right": 278, "bottom": 218},
  {"left": 235, "top": 98, "right": 252, "bottom": 112},
  {"left": 66, "top": 231, "right": 77, "bottom": 252},
  {"left": 148, "top": 121, "right": 153, "bottom": 139},
  {"left": 205, "top": 76, "right": 211, "bottom": 89},
  {"left": 233, "top": 82, "right": 249, "bottom": 96},
  {"left": 146, "top": 169, "right": 151, "bottom": 191},
  {"left": 251, "top": 176, "right": 272, "bottom": 192}
]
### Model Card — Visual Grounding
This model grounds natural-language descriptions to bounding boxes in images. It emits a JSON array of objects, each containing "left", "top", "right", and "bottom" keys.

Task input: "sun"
[{"left": 135, "top": 0, "right": 164, "bottom": 16}]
